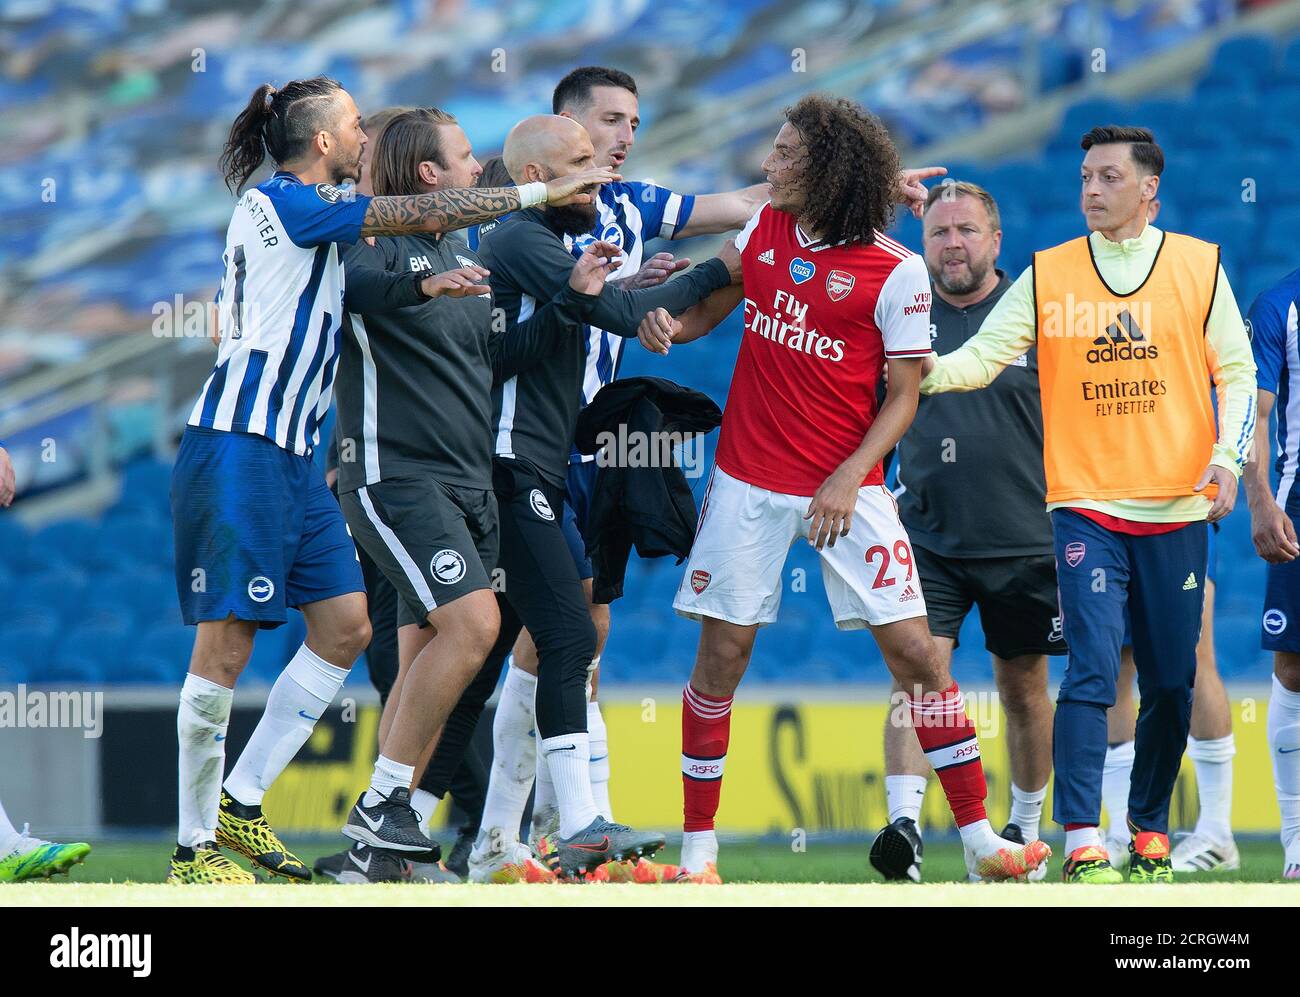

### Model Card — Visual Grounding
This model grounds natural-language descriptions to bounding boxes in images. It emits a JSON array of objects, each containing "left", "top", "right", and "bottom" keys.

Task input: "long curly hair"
[{"left": 784, "top": 94, "right": 901, "bottom": 245}]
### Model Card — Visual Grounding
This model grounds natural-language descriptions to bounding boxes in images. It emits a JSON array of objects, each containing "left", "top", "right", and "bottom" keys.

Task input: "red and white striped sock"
[
  {"left": 908, "top": 682, "right": 988, "bottom": 828},
  {"left": 682, "top": 684, "right": 733, "bottom": 832}
]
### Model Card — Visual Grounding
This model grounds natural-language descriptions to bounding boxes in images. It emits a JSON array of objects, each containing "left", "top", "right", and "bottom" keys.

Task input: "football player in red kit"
[{"left": 638, "top": 95, "right": 1051, "bottom": 883}]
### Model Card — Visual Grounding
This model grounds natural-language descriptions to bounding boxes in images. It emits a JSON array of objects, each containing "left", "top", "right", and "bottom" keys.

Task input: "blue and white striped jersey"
[
  {"left": 471, "top": 179, "right": 695, "bottom": 463},
  {"left": 1248, "top": 267, "right": 1300, "bottom": 506},
  {"left": 188, "top": 171, "right": 371, "bottom": 456}
]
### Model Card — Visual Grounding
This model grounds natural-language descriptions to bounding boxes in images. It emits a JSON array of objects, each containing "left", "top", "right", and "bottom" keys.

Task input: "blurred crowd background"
[{"left": 0, "top": 0, "right": 1293, "bottom": 690}]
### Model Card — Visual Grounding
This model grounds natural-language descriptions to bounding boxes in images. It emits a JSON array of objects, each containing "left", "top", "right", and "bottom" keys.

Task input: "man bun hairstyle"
[{"left": 221, "top": 76, "right": 346, "bottom": 193}]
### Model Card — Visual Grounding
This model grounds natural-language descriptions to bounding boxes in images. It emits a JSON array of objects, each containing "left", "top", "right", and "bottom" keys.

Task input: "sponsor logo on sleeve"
[{"left": 315, "top": 183, "right": 345, "bottom": 203}]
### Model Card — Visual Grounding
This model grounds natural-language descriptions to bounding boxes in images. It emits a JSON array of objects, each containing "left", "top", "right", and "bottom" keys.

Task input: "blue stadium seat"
[
  {"left": 46, "top": 622, "right": 129, "bottom": 683},
  {"left": 137, "top": 623, "right": 194, "bottom": 669},
  {"left": 244, "top": 626, "right": 290, "bottom": 684},
  {"left": 25, "top": 519, "right": 98, "bottom": 571},
  {"left": 5, "top": 623, "right": 57, "bottom": 677},
  {"left": 115, "top": 458, "right": 173, "bottom": 517},
  {"left": 1201, "top": 35, "right": 1276, "bottom": 88},
  {"left": 88, "top": 516, "right": 172, "bottom": 572},
  {"left": 1048, "top": 99, "right": 1132, "bottom": 153},
  {"left": 116, "top": 655, "right": 177, "bottom": 684},
  {"left": 14, "top": 566, "right": 89, "bottom": 621},
  {"left": 0, "top": 515, "right": 28, "bottom": 565}
]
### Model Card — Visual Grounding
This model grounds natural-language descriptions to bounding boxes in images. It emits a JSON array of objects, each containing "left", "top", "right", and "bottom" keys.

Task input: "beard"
[
  {"left": 330, "top": 152, "right": 362, "bottom": 188},
  {"left": 932, "top": 256, "right": 993, "bottom": 297},
  {"left": 549, "top": 200, "right": 598, "bottom": 236}
]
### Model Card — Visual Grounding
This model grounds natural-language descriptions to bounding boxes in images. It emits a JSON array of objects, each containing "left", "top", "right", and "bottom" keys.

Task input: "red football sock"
[
  {"left": 908, "top": 682, "right": 988, "bottom": 828},
  {"left": 682, "top": 684, "right": 733, "bottom": 832}
]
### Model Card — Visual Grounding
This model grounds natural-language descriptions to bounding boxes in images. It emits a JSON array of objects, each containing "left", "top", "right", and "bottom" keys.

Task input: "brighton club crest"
[{"left": 826, "top": 269, "right": 855, "bottom": 301}]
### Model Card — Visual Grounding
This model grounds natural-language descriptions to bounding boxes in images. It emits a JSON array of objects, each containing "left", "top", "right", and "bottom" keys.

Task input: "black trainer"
[
  {"left": 1001, "top": 822, "right": 1027, "bottom": 844},
  {"left": 445, "top": 825, "right": 474, "bottom": 880},
  {"left": 335, "top": 843, "right": 412, "bottom": 884},
  {"left": 341, "top": 786, "right": 435, "bottom": 853},
  {"left": 545, "top": 816, "right": 665, "bottom": 880},
  {"left": 312, "top": 846, "right": 351, "bottom": 882},
  {"left": 869, "top": 817, "right": 924, "bottom": 882}
]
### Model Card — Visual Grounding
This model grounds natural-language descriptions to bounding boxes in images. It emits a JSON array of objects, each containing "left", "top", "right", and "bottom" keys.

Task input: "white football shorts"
[{"left": 674, "top": 465, "right": 927, "bottom": 630}]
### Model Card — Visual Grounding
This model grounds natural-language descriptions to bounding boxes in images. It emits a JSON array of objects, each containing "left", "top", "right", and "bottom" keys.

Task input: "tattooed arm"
[{"left": 360, "top": 167, "right": 620, "bottom": 236}]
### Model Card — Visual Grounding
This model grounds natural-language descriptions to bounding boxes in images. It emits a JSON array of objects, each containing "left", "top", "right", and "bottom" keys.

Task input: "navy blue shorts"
[
  {"left": 562, "top": 460, "right": 597, "bottom": 581},
  {"left": 1263, "top": 494, "right": 1300, "bottom": 652},
  {"left": 171, "top": 426, "right": 364, "bottom": 627}
]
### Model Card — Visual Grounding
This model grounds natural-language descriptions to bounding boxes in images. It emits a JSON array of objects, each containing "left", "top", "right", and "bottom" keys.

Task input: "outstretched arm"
[
  {"left": 637, "top": 284, "right": 744, "bottom": 354},
  {"left": 676, "top": 184, "right": 770, "bottom": 238},
  {"left": 360, "top": 168, "right": 618, "bottom": 236},
  {"left": 492, "top": 241, "right": 622, "bottom": 382}
]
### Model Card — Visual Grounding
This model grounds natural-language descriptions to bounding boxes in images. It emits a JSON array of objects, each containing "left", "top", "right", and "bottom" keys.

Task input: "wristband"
[{"left": 517, "top": 181, "right": 548, "bottom": 209}]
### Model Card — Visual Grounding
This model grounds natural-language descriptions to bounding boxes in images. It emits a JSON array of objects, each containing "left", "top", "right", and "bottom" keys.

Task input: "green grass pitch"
[{"left": 1, "top": 836, "right": 1294, "bottom": 906}]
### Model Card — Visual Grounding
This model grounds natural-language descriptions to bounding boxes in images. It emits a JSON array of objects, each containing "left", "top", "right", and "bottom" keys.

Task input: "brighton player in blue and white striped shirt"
[
  {"left": 167, "top": 75, "right": 616, "bottom": 884},
  {"left": 1244, "top": 268, "right": 1300, "bottom": 880}
]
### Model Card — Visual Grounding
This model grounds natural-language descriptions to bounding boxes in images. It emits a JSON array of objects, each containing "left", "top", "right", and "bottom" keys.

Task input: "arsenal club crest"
[
  {"left": 826, "top": 269, "right": 855, "bottom": 301},
  {"left": 1064, "top": 542, "right": 1086, "bottom": 568},
  {"left": 691, "top": 570, "right": 711, "bottom": 594}
]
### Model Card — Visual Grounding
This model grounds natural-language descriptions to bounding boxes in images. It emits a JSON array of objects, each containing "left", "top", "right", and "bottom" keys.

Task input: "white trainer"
[{"left": 1171, "top": 831, "right": 1240, "bottom": 873}]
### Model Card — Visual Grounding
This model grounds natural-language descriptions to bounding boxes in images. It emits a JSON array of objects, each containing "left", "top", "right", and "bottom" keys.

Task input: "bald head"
[{"left": 504, "top": 114, "right": 594, "bottom": 184}]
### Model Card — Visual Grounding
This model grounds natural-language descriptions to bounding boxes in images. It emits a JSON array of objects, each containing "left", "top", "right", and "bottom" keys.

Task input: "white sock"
[
  {"left": 587, "top": 700, "right": 612, "bottom": 819},
  {"left": 0, "top": 798, "right": 20, "bottom": 855},
  {"left": 363, "top": 754, "right": 414, "bottom": 807},
  {"left": 1187, "top": 733, "right": 1235, "bottom": 842},
  {"left": 1102, "top": 740, "right": 1134, "bottom": 837},
  {"left": 411, "top": 788, "right": 440, "bottom": 836},
  {"left": 680, "top": 829, "right": 718, "bottom": 873},
  {"left": 543, "top": 733, "right": 599, "bottom": 837},
  {"left": 477, "top": 666, "right": 538, "bottom": 848},
  {"left": 1066, "top": 824, "right": 1102, "bottom": 855},
  {"left": 885, "top": 774, "right": 927, "bottom": 825},
  {"left": 1268, "top": 674, "right": 1300, "bottom": 850},
  {"left": 957, "top": 817, "right": 999, "bottom": 855},
  {"left": 177, "top": 673, "right": 233, "bottom": 848},
  {"left": 224, "top": 643, "right": 348, "bottom": 807},
  {"left": 1010, "top": 783, "right": 1047, "bottom": 842},
  {"left": 534, "top": 745, "right": 556, "bottom": 816}
]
